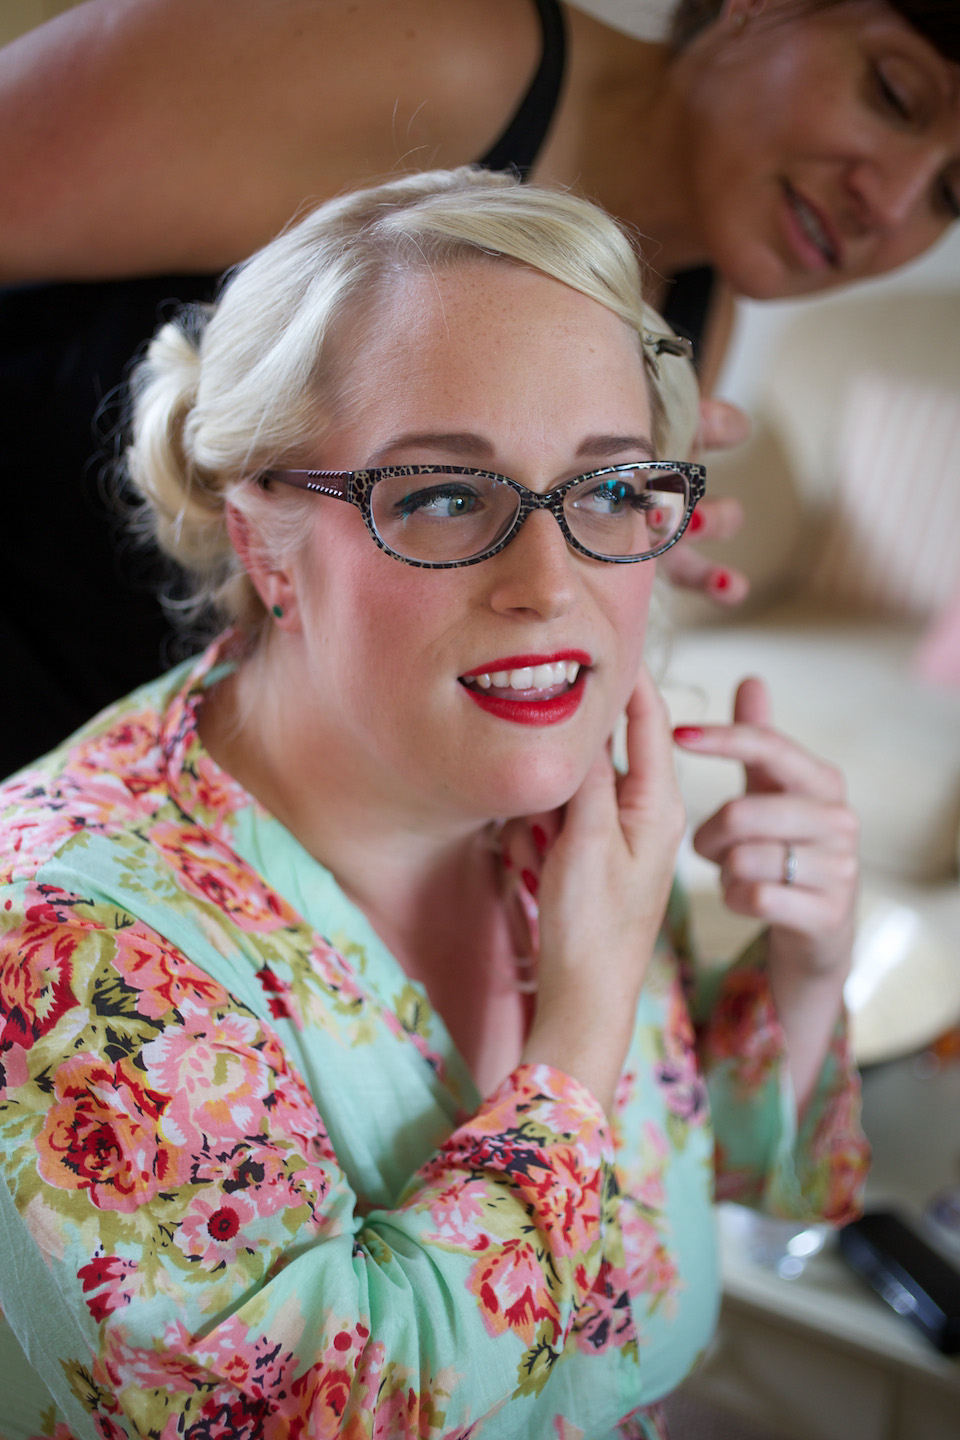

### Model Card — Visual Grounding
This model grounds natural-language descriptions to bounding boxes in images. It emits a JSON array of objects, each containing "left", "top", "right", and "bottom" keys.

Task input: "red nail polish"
[
  {"left": 688, "top": 509, "right": 704, "bottom": 535},
  {"left": 711, "top": 568, "right": 731, "bottom": 593},
  {"left": 531, "top": 824, "right": 548, "bottom": 855},
  {"left": 501, "top": 851, "right": 514, "bottom": 871},
  {"left": 521, "top": 868, "right": 539, "bottom": 897},
  {"left": 673, "top": 726, "right": 703, "bottom": 743}
]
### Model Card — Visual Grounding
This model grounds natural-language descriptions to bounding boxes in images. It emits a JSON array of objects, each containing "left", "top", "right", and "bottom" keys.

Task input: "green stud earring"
[{"left": 271, "top": 604, "right": 284, "bottom": 619}]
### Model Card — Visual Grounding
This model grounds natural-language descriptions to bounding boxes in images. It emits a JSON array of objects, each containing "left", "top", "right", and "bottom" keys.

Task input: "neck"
[
  {"left": 198, "top": 641, "right": 527, "bottom": 1091},
  {"left": 198, "top": 639, "right": 499, "bottom": 957},
  {"left": 549, "top": 11, "right": 711, "bottom": 279}
]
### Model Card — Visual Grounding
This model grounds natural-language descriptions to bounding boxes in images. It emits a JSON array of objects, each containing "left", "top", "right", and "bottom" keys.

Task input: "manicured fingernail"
[
  {"left": 521, "top": 868, "right": 539, "bottom": 897},
  {"left": 673, "top": 726, "right": 703, "bottom": 743},
  {"left": 688, "top": 509, "right": 704, "bottom": 534},
  {"left": 531, "top": 824, "right": 548, "bottom": 855},
  {"left": 501, "top": 851, "right": 514, "bottom": 871},
  {"left": 710, "top": 568, "right": 732, "bottom": 593}
]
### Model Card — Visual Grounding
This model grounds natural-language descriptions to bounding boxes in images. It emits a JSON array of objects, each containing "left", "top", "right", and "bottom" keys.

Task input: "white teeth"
[
  {"left": 467, "top": 661, "right": 581, "bottom": 692},
  {"left": 792, "top": 193, "right": 835, "bottom": 261}
]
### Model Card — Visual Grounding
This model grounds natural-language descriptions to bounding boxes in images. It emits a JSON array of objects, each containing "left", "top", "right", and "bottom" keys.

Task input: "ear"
[
  {"left": 225, "top": 503, "right": 300, "bottom": 629},
  {"left": 721, "top": 0, "right": 767, "bottom": 29}
]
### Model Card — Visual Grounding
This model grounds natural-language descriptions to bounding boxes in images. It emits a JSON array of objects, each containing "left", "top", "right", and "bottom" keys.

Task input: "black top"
[
  {"left": 0, "top": 0, "right": 714, "bottom": 777},
  {"left": 477, "top": 0, "right": 568, "bottom": 178}
]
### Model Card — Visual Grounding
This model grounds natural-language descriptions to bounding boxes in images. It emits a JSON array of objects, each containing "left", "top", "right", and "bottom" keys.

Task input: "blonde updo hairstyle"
[{"left": 125, "top": 166, "right": 699, "bottom": 643}]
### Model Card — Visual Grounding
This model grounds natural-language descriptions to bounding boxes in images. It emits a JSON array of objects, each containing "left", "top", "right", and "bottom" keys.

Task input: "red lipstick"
[
  {"left": 460, "top": 650, "right": 591, "bottom": 677},
  {"left": 459, "top": 650, "right": 591, "bottom": 726}
]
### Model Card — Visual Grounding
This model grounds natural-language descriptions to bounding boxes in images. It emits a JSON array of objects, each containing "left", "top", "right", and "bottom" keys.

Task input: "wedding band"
[{"left": 783, "top": 844, "right": 798, "bottom": 887}]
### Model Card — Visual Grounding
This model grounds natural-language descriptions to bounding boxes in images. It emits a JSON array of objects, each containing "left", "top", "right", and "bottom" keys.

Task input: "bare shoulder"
[{"left": 0, "top": 0, "right": 541, "bottom": 280}]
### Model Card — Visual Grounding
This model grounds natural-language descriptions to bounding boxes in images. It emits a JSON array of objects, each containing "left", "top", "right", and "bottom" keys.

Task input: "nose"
[
  {"left": 846, "top": 143, "right": 941, "bottom": 232},
  {"left": 485, "top": 509, "right": 578, "bottom": 620}
]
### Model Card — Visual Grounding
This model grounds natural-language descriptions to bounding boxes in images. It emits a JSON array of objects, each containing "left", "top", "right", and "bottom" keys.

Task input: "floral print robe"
[{"left": 0, "top": 640, "right": 868, "bottom": 1440}]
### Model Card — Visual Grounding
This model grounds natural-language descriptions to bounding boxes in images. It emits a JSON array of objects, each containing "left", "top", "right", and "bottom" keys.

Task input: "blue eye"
[
  {"left": 575, "top": 479, "right": 653, "bottom": 516},
  {"left": 394, "top": 484, "right": 484, "bottom": 520}
]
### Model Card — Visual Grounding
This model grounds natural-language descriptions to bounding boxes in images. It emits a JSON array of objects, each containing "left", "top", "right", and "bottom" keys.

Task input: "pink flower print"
[
  {"left": 149, "top": 821, "right": 294, "bottom": 933},
  {"left": 0, "top": 896, "right": 80, "bottom": 1043},
  {"left": 256, "top": 965, "right": 298, "bottom": 1025},
  {"left": 527, "top": 1145, "right": 605, "bottom": 1261},
  {"left": 619, "top": 1203, "right": 678, "bottom": 1312},
  {"left": 174, "top": 1187, "right": 259, "bottom": 1267},
  {"left": 698, "top": 964, "right": 782, "bottom": 1092},
  {"left": 140, "top": 1000, "right": 269, "bottom": 1151},
  {"left": 77, "top": 1252, "right": 139, "bottom": 1323},
  {"left": 190, "top": 1314, "right": 297, "bottom": 1403},
  {"left": 631, "top": 1122, "right": 668, "bottom": 1211},
  {"left": 73, "top": 714, "right": 165, "bottom": 797},
  {"left": 0, "top": 1037, "right": 28, "bottom": 1097},
  {"left": 99, "top": 1317, "right": 216, "bottom": 1397},
  {"left": 423, "top": 1176, "right": 492, "bottom": 1248},
  {"left": 110, "top": 922, "right": 227, "bottom": 1021},
  {"left": 574, "top": 1258, "right": 635, "bottom": 1355},
  {"left": 36, "top": 1052, "right": 176, "bottom": 1212},
  {"left": 468, "top": 1236, "right": 560, "bottom": 1346}
]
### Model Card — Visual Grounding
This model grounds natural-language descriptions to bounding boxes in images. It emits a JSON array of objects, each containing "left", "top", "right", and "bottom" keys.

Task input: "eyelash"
[
  {"left": 872, "top": 65, "right": 960, "bottom": 220},
  {"left": 874, "top": 65, "right": 913, "bottom": 122},
  {"left": 940, "top": 182, "right": 960, "bottom": 221}
]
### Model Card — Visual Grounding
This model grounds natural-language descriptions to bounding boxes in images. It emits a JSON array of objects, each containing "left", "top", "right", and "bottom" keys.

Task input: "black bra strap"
[{"left": 477, "top": 0, "right": 567, "bottom": 179}]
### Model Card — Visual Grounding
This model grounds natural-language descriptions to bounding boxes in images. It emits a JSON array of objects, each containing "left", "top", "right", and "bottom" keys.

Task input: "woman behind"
[
  {"left": 0, "top": 168, "right": 866, "bottom": 1439},
  {"left": 1, "top": 0, "right": 958, "bottom": 773}
]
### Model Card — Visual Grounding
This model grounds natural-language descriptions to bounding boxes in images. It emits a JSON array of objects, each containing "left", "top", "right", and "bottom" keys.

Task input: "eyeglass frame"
[{"left": 259, "top": 459, "right": 707, "bottom": 569}]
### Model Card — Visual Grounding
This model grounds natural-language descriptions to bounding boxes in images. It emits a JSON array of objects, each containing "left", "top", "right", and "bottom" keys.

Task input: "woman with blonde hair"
[
  {"left": 0, "top": 167, "right": 865, "bottom": 1439},
  {"left": 1, "top": 0, "right": 958, "bottom": 773}
]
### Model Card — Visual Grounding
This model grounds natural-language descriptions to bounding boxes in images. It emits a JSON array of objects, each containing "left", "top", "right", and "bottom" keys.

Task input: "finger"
[
  {"left": 659, "top": 543, "right": 750, "bottom": 606},
  {"left": 693, "top": 794, "right": 858, "bottom": 860},
  {"left": 674, "top": 720, "right": 846, "bottom": 803},
  {"left": 617, "top": 668, "right": 687, "bottom": 847},
  {"left": 722, "top": 879, "right": 856, "bottom": 940},
  {"left": 698, "top": 397, "right": 752, "bottom": 453},
  {"left": 687, "top": 495, "right": 745, "bottom": 543},
  {"left": 732, "top": 675, "right": 771, "bottom": 728},
  {"left": 717, "top": 840, "right": 859, "bottom": 894},
  {"left": 732, "top": 676, "right": 774, "bottom": 793},
  {"left": 498, "top": 810, "right": 562, "bottom": 884}
]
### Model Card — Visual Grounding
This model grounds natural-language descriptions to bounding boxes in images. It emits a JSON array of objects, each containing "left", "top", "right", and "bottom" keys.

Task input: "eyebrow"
[{"left": 366, "top": 430, "right": 656, "bottom": 466}]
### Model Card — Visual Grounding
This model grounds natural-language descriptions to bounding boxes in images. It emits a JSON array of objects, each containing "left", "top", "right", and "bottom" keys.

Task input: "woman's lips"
[
  {"left": 782, "top": 182, "right": 841, "bottom": 272},
  {"left": 459, "top": 651, "right": 590, "bottom": 725}
]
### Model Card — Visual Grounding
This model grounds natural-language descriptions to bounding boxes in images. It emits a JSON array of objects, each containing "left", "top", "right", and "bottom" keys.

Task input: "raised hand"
[
  {"left": 509, "top": 666, "right": 686, "bottom": 1114},
  {"left": 658, "top": 398, "right": 752, "bottom": 605},
  {"left": 674, "top": 677, "right": 858, "bottom": 1106}
]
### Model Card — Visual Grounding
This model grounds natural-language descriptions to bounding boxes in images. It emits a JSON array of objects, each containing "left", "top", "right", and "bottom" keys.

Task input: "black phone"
[{"left": 839, "top": 1209, "right": 960, "bottom": 1355}]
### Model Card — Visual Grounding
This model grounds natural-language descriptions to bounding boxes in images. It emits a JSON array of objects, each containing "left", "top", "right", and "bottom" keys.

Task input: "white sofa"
[{"left": 659, "top": 291, "right": 960, "bottom": 1065}]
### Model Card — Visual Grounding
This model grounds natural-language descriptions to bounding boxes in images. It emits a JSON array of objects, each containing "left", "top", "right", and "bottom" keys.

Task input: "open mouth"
[
  {"left": 461, "top": 659, "right": 581, "bottom": 701},
  {"left": 459, "top": 653, "right": 589, "bottom": 725},
  {"left": 784, "top": 183, "right": 840, "bottom": 269}
]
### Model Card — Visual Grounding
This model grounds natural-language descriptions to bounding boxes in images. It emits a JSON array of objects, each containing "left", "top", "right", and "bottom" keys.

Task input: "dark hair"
[{"left": 670, "top": 0, "right": 960, "bottom": 62}]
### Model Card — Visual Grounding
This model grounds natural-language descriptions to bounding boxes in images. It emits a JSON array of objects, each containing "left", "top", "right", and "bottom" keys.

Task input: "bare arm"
[{"left": 0, "top": 0, "right": 538, "bottom": 281}]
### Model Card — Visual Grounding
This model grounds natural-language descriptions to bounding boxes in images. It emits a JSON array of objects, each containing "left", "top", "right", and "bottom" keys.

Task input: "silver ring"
[{"left": 783, "top": 844, "right": 798, "bottom": 887}]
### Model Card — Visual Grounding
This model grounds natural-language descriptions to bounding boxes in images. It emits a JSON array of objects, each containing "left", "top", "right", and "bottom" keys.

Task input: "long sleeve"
[
  {"left": 668, "top": 889, "right": 869, "bottom": 1224},
  {"left": 0, "top": 887, "right": 619, "bottom": 1438}
]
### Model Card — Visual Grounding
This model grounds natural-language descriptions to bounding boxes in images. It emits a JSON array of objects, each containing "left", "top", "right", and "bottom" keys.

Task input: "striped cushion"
[{"left": 807, "top": 377, "right": 960, "bottom": 618}]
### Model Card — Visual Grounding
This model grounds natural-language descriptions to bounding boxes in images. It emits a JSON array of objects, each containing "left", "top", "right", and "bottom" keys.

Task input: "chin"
[{"left": 478, "top": 749, "right": 595, "bottom": 822}]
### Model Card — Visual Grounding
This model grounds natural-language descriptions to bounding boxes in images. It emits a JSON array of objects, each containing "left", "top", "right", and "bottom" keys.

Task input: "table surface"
[{"left": 717, "top": 1051, "right": 960, "bottom": 1392}]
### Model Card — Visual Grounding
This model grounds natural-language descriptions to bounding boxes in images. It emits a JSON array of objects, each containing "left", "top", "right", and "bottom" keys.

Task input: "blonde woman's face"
[
  {"left": 684, "top": 0, "right": 960, "bottom": 299},
  {"left": 281, "top": 261, "right": 658, "bottom": 827}
]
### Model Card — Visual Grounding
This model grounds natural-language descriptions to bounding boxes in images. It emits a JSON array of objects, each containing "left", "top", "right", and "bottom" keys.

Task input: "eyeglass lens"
[{"left": 369, "top": 467, "right": 690, "bottom": 564}]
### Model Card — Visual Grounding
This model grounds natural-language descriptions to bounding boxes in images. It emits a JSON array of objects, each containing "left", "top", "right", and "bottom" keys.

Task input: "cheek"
[{"left": 599, "top": 567, "right": 655, "bottom": 686}]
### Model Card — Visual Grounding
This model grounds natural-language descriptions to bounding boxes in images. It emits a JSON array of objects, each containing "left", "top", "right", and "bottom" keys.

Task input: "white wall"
[{"left": 719, "top": 226, "right": 960, "bottom": 412}]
